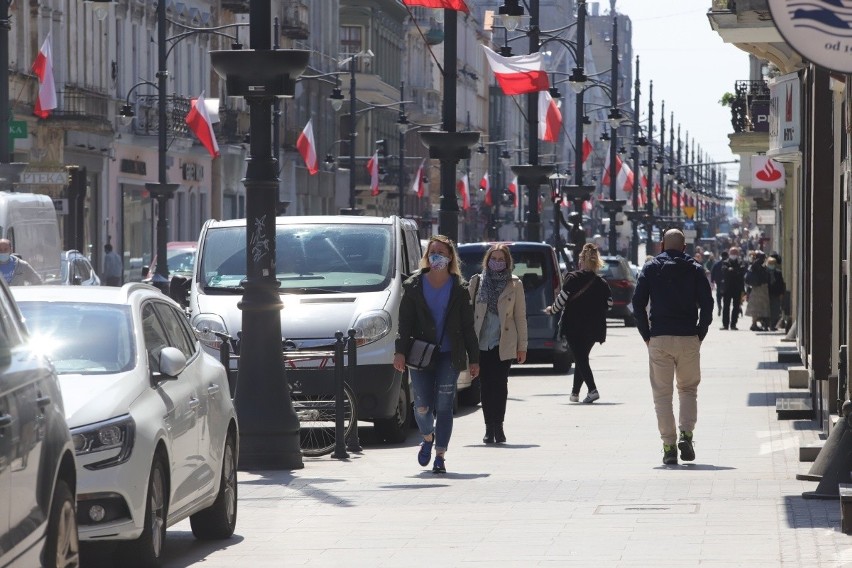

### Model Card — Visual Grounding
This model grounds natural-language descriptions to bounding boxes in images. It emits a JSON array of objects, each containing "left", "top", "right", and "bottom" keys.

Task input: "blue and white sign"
[{"left": 769, "top": 0, "right": 852, "bottom": 73}]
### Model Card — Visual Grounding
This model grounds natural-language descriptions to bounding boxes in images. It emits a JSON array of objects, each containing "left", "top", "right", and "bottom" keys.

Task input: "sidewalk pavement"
[{"left": 164, "top": 323, "right": 851, "bottom": 567}]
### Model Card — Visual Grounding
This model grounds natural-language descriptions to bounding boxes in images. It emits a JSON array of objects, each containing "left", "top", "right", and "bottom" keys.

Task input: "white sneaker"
[
  {"left": 582, "top": 390, "right": 600, "bottom": 403},
  {"left": 569, "top": 393, "right": 580, "bottom": 402}
]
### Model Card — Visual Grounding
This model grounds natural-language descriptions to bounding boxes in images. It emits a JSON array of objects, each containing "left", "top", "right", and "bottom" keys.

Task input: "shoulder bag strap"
[{"left": 569, "top": 274, "right": 597, "bottom": 302}]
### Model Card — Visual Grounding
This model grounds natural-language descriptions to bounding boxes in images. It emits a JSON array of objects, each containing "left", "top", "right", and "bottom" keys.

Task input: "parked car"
[
  {"left": 189, "top": 215, "right": 422, "bottom": 443},
  {"left": 599, "top": 255, "right": 638, "bottom": 326},
  {"left": 13, "top": 283, "right": 238, "bottom": 567},
  {"left": 455, "top": 242, "right": 571, "bottom": 403},
  {"left": 59, "top": 250, "right": 100, "bottom": 286},
  {"left": 142, "top": 241, "right": 198, "bottom": 283},
  {"left": 0, "top": 191, "right": 62, "bottom": 283},
  {"left": 0, "top": 275, "right": 78, "bottom": 568}
]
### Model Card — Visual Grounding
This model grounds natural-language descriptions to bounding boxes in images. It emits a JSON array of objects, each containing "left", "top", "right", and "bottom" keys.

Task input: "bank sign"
[
  {"left": 768, "top": 72, "right": 800, "bottom": 156},
  {"left": 769, "top": 0, "right": 852, "bottom": 73}
]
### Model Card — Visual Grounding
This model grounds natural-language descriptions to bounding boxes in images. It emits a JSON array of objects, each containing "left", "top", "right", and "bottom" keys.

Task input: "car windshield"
[
  {"left": 458, "top": 247, "right": 554, "bottom": 309},
  {"left": 167, "top": 249, "right": 196, "bottom": 275},
  {"left": 598, "top": 261, "right": 634, "bottom": 281},
  {"left": 200, "top": 224, "right": 394, "bottom": 294},
  {"left": 17, "top": 302, "right": 135, "bottom": 374}
]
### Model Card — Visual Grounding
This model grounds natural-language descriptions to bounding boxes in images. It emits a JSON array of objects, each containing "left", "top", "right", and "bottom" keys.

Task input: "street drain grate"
[{"left": 594, "top": 503, "right": 699, "bottom": 514}]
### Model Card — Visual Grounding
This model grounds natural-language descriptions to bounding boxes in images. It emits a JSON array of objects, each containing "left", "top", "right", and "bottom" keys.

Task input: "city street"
[{"left": 161, "top": 322, "right": 850, "bottom": 567}]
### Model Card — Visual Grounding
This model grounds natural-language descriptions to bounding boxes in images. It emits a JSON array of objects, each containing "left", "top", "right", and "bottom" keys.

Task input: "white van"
[
  {"left": 0, "top": 192, "right": 62, "bottom": 282},
  {"left": 189, "top": 215, "right": 422, "bottom": 442}
]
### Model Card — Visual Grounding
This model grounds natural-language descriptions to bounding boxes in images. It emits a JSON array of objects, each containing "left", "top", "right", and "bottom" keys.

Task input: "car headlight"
[
  {"left": 191, "top": 313, "right": 228, "bottom": 350},
  {"left": 71, "top": 415, "right": 135, "bottom": 470},
  {"left": 351, "top": 310, "right": 392, "bottom": 347}
]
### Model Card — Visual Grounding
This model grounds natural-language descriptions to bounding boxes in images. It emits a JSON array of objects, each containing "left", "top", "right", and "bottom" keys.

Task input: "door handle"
[
  {"left": 188, "top": 397, "right": 200, "bottom": 411},
  {"left": 0, "top": 414, "right": 11, "bottom": 428},
  {"left": 207, "top": 384, "right": 220, "bottom": 397},
  {"left": 37, "top": 396, "right": 52, "bottom": 408}
]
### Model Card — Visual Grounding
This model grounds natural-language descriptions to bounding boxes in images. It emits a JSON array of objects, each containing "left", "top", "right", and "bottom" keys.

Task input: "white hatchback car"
[{"left": 13, "top": 283, "right": 238, "bottom": 567}]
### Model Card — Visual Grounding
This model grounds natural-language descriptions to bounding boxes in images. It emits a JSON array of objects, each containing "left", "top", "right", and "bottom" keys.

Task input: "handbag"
[{"left": 406, "top": 303, "right": 450, "bottom": 370}]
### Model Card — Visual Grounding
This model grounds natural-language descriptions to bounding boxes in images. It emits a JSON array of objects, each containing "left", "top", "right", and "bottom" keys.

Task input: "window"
[
  {"left": 340, "top": 26, "right": 363, "bottom": 69},
  {"left": 153, "top": 302, "right": 195, "bottom": 360},
  {"left": 142, "top": 303, "right": 170, "bottom": 373}
]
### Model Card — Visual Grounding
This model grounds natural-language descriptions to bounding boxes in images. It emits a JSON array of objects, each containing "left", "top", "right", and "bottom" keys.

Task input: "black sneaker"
[
  {"left": 663, "top": 444, "right": 678, "bottom": 465},
  {"left": 432, "top": 455, "right": 446, "bottom": 474},
  {"left": 678, "top": 431, "right": 695, "bottom": 462}
]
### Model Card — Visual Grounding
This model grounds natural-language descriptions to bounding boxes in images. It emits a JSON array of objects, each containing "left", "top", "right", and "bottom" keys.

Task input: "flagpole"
[
  {"left": 607, "top": 14, "right": 619, "bottom": 256},
  {"left": 629, "top": 55, "right": 640, "bottom": 265}
]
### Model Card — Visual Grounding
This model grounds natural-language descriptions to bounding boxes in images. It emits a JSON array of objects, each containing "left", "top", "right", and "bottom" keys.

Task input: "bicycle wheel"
[{"left": 293, "top": 382, "right": 356, "bottom": 457}]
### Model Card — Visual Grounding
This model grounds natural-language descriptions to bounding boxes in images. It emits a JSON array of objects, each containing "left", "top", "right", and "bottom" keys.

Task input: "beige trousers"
[{"left": 648, "top": 335, "right": 701, "bottom": 445}]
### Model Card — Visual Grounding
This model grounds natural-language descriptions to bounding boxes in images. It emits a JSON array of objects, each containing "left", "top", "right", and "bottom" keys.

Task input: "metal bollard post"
[
  {"left": 332, "top": 331, "right": 349, "bottom": 459},
  {"left": 346, "top": 328, "right": 362, "bottom": 452}
]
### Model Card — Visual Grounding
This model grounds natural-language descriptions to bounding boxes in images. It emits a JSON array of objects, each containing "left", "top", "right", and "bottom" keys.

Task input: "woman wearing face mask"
[
  {"left": 467, "top": 244, "right": 527, "bottom": 444},
  {"left": 394, "top": 235, "right": 480, "bottom": 473}
]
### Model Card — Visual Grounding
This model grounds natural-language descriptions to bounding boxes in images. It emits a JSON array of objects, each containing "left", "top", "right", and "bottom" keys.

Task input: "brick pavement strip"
[{"left": 163, "top": 325, "right": 852, "bottom": 567}]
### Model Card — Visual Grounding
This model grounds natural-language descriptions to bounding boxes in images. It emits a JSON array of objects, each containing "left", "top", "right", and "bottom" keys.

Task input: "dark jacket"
[
  {"left": 556, "top": 270, "right": 612, "bottom": 344},
  {"left": 710, "top": 258, "right": 725, "bottom": 292},
  {"left": 767, "top": 269, "right": 786, "bottom": 296},
  {"left": 745, "top": 261, "right": 768, "bottom": 287},
  {"left": 631, "top": 249, "right": 714, "bottom": 342},
  {"left": 395, "top": 269, "right": 480, "bottom": 371},
  {"left": 721, "top": 257, "right": 746, "bottom": 295}
]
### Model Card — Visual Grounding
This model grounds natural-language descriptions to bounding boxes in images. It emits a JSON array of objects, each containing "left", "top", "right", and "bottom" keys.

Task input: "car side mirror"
[
  {"left": 141, "top": 265, "right": 150, "bottom": 279},
  {"left": 72, "top": 275, "right": 83, "bottom": 286},
  {"left": 156, "top": 346, "right": 186, "bottom": 379}
]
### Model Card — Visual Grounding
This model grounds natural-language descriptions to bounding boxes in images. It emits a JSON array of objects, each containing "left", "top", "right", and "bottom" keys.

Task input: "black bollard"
[
  {"left": 346, "top": 328, "right": 362, "bottom": 452},
  {"left": 332, "top": 331, "right": 349, "bottom": 459}
]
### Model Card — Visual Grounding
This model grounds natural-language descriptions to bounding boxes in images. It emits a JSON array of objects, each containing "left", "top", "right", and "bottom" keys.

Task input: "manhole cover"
[{"left": 595, "top": 503, "right": 699, "bottom": 514}]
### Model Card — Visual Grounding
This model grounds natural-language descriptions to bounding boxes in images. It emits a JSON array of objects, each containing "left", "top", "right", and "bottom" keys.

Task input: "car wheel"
[
  {"left": 43, "top": 479, "right": 79, "bottom": 568},
  {"left": 458, "top": 376, "right": 481, "bottom": 406},
  {"left": 190, "top": 431, "right": 238, "bottom": 539},
  {"left": 553, "top": 350, "right": 573, "bottom": 374},
  {"left": 118, "top": 456, "right": 168, "bottom": 567},
  {"left": 624, "top": 315, "right": 637, "bottom": 327},
  {"left": 373, "top": 372, "right": 411, "bottom": 443}
]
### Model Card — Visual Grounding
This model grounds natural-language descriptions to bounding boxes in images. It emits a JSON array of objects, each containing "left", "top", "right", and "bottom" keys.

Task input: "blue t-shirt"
[
  {"left": 0, "top": 258, "right": 15, "bottom": 284},
  {"left": 423, "top": 276, "right": 452, "bottom": 352}
]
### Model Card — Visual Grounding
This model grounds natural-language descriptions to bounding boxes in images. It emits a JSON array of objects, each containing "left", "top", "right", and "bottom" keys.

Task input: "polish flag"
[
  {"left": 483, "top": 46, "right": 549, "bottom": 96},
  {"left": 479, "top": 172, "right": 491, "bottom": 206},
  {"left": 457, "top": 173, "right": 470, "bottom": 211},
  {"left": 582, "top": 136, "right": 593, "bottom": 164},
  {"left": 185, "top": 91, "right": 220, "bottom": 158},
  {"left": 296, "top": 119, "right": 318, "bottom": 175},
  {"left": 367, "top": 151, "right": 380, "bottom": 196},
  {"left": 672, "top": 191, "right": 680, "bottom": 209},
  {"left": 32, "top": 32, "right": 57, "bottom": 119},
  {"left": 583, "top": 194, "right": 593, "bottom": 214},
  {"left": 653, "top": 180, "right": 661, "bottom": 206},
  {"left": 401, "top": 0, "right": 469, "bottom": 13},
  {"left": 508, "top": 175, "right": 519, "bottom": 207},
  {"left": 602, "top": 146, "right": 634, "bottom": 191},
  {"left": 412, "top": 159, "right": 426, "bottom": 197},
  {"left": 538, "top": 91, "right": 561, "bottom": 142}
]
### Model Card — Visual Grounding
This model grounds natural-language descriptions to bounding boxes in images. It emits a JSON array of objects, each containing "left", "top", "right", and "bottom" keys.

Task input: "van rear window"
[{"left": 200, "top": 224, "right": 394, "bottom": 294}]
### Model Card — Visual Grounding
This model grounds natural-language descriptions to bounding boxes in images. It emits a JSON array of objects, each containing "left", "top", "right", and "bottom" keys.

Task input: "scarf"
[{"left": 478, "top": 268, "right": 509, "bottom": 315}]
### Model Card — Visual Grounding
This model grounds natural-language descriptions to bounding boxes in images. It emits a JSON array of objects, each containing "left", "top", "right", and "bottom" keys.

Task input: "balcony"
[
  {"left": 220, "top": 0, "right": 249, "bottom": 14},
  {"left": 707, "top": 0, "right": 802, "bottom": 72},
  {"left": 215, "top": 107, "right": 249, "bottom": 145},
  {"left": 280, "top": 0, "right": 309, "bottom": 40},
  {"left": 729, "top": 80, "right": 769, "bottom": 134},
  {"left": 50, "top": 86, "right": 112, "bottom": 130},
  {"left": 129, "top": 95, "right": 192, "bottom": 138}
]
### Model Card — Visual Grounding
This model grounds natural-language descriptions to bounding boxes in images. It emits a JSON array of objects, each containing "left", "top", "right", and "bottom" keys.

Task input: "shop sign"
[
  {"left": 768, "top": 72, "right": 800, "bottom": 156},
  {"left": 751, "top": 156, "right": 786, "bottom": 189},
  {"left": 20, "top": 171, "right": 67, "bottom": 185},
  {"left": 757, "top": 209, "right": 776, "bottom": 225},
  {"left": 769, "top": 1, "right": 852, "bottom": 73},
  {"left": 120, "top": 159, "right": 147, "bottom": 176},
  {"left": 9, "top": 121, "right": 26, "bottom": 139}
]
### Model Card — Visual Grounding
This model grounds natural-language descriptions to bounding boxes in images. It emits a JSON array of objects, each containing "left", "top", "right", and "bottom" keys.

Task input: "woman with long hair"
[
  {"left": 394, "top": 235, "right": 480, "bottom": 473},
  {"left": 545, "top": 243, "right": 612, "bottom": 403},
  {"left": 467, "top": 244, "right": 527, "bottom": 444}
]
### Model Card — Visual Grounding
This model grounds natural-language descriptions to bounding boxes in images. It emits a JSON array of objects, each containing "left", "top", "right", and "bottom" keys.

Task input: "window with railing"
[
  {"left": 131, "top": 94, "right": 192, "bottom": 137},
  {"left": 730, "top": 79, "right": 769, "bottom": 133},
  {"left": 53, "top": 85, "right": 111, "bottom": 122},
  {"left": 340, "top": 26, "right": 363, "bottom": 71},
  {"left": 281, "top": 0, "right": 309, "bottom": 39}
]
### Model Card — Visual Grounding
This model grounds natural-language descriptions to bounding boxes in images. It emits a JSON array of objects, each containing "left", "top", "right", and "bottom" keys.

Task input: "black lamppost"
[
  {"left": 397, "top": 82, "right": 407, "bottom": 218},
  {"left": 210, "top": 1, "right": 309, "bottom": 470},
  {"left": 599, "top": 14, "right": 625, "bottom": 256}
]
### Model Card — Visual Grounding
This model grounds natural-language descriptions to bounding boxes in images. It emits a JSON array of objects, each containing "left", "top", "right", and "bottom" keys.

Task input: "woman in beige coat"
[{"left": 468, "top": 244, "right": 527, "bottom": 444}]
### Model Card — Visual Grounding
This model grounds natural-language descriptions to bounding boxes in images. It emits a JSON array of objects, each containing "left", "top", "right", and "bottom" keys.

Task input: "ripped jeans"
[{"left": 409, "top": 351, "right": 460, "bottom": 453}]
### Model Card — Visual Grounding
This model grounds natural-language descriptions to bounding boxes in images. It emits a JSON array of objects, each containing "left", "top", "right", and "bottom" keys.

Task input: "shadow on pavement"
[
  {"left": 757, "top": 361, "right": 795, "bottom": 370},
  {"left": 653, "top": 464, "right": 737, "bottom": 471},
  {"left": 510, "top": 366, "right": 562, "bottom": 377},
  {"left": 461, "top": 443, "right": 540, "bottom": 449},
  {"left": 783, "top": 495, "right": 839, "bottom": 529},
  {"left": 163, "top": 532, "right": 245, "bottom": 568},
  {"left": 415, "top": 471, "right": 491, "bottom": 480}
]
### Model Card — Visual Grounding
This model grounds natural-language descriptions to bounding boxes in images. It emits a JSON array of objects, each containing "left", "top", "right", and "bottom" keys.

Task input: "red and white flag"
[
  {"left": 412, "top": 159, "right": 426, "bottom": 197},
  {"left": 479, "top": 172, "right": 489, "bottom": 192},
  {"left": 653, "top": 180, "right": 661, "bottom": 206},
  {"left": 32, "top": 32, "right": 57, "bottom": 119},
  {"left": 508, "top": 175, "right": 519, "bottom": 208},
  {"left": 185, "top": 91, "right": 220, "bottom": 158},
  {"left": 457, "top": 173, "right": 470, "bottom": 211},
  {"left": 602, "top": 146, "right": 634, "bottom": 191},
  {"left": 367, "top": 151, "right": 380, "bottom": 196},
  {"left": 538, "top": 90, "right": 561, "bottom": 142},
  {"left": 296, "top": 119, "right": 318, "bottom": 175},
  {"left": 483, "top": 46, "right": 549, "bottom": 96},
  {"left": 401, "top": 0, "right": 469, "bottom": 13},
  {"left": 582, "top": 136, "right": 593, "bottom": 164},
  {"left": 583, "top": 194, "right": 593, "bottom": 214}
]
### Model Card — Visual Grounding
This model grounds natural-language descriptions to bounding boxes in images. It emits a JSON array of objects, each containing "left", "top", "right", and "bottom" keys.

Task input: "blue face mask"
[
  {"left": 428, "top": 254, "right": 449, "bottom": 271},
  {"left": 0, "top": 254, "right": 11, "bottom": 263}
]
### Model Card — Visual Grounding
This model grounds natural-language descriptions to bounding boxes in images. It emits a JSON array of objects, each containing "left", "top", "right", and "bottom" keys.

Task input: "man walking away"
[
  {"left": 720, "top": 247, "right": 746, "bottom": 330},
  {"left": 631, "top": 229, "right": 714, "bottom": 465},
  {"left": 103, "top": 243, "right": 123, "bottom": 286},
  {"left": 710, "top": 250, "right": 727, "bottom": 316}
]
